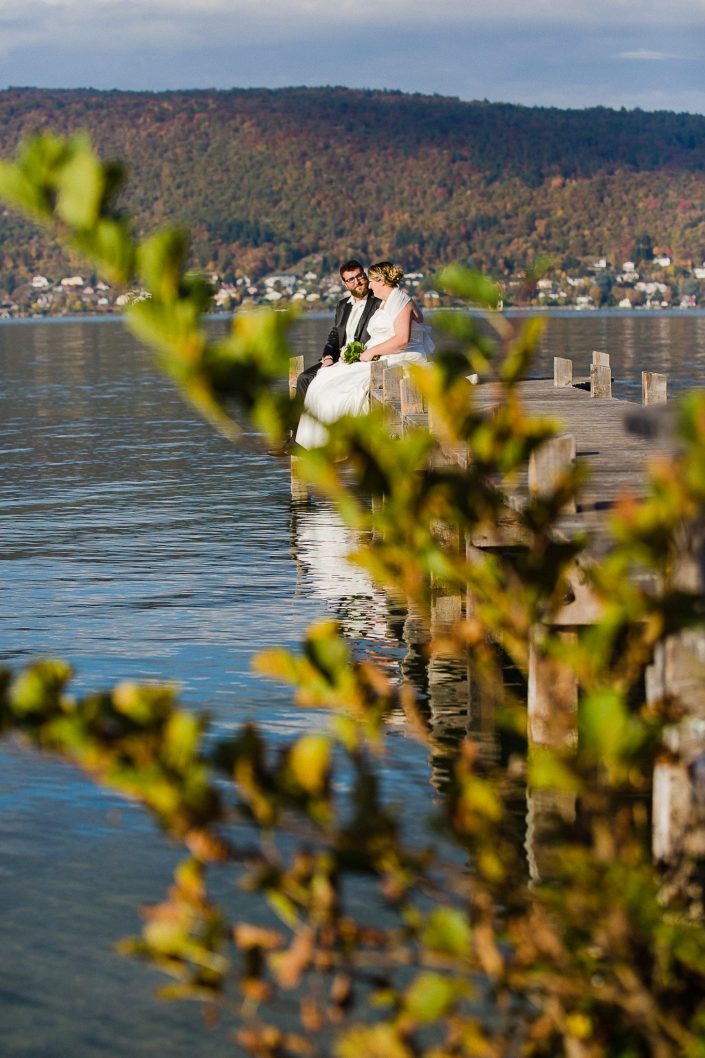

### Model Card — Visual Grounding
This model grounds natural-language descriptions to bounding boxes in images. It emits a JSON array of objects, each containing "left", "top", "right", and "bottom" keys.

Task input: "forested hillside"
[{"left": 1, "top": 85, "right": 704, "bottom": 288}]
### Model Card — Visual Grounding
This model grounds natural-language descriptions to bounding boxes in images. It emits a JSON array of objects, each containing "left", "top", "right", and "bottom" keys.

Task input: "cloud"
[
  {"left": 0, "top": 0, "right": 702, "bottom": 65},
  {"left": 615, "top": 49, "right": 680, "bottom": 60},
  {"left": 0, "top": 0, "right": 703, "bottom": 113},
  {"left": 1, "top": 0, "right": 705, "bottom": 38},
  {"left": 0, "top": 2, "right": 693, "bottom": 66}
]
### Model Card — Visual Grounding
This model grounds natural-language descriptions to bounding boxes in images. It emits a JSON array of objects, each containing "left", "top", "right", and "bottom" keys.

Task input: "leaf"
[
  {"left": 289, "top": 735, "right": 331, "bottom": 795},
  {"left": 8, "top": 659, "right": 73, "bottom": 716},
  {"left": 233, "top": 924, "right": 285, "bottom": 952},
  {"left": 252, "top": 647, "right": 301, "bottom": 683},
  {"left": 174, "top": 857, "right": 206, "bottom": 901},
  {"left": 437, "top": 265, "right": 502, "bottom": 308},
  {"left": 528, "top": 747, "right": 582, "bottom": 794},
  {"left": 421, "top": 906, "right": 472, "bottom": 957},
  {"left": 56, "top": 143, "right": 105, "bottom": 229},
  {"left": 404, "top": 972, "right": 455, "bottom": 1021},
  {"left": 579, "top": 687, "right": 628, "bottom": 763},
  {"left": 266, "top": 890, "right": 300, "bottom": 930},
  {"left": 137, "top": 228, "right": 189, "bottom": 300},
  {"left": 164, "top": 711, "right": 201, "bottom": 770},
  {"left": 74, "top": 217, "right": 136, "bottom": 285},
  {"left": 112, "top": 680, "right": 177, "bottom": 724},
  {"left": 335, "top": 1024, "right": 413, "bottom": 1058},
  {"left": 270, "top": 929, "right": 314, "bottom": 989}
]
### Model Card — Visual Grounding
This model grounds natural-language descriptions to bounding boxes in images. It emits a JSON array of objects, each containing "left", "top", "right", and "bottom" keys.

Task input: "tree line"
[{"left": 0, "top": 86, "right": 704, "bottom": 292}]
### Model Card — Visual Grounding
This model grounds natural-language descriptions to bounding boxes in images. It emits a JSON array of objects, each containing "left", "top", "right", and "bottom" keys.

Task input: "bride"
[{"left": 295, "top": 261, "right": 433, "bottom": 450}]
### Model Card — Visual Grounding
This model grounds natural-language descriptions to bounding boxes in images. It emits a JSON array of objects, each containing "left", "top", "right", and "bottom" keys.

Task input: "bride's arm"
[{"left": 360, "top": 303, "right": 412, "bottom": 361}]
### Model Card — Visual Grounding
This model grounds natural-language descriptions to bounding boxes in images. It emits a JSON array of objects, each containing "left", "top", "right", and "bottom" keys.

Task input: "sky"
[{"left": 0, "top": 0, "right": 703, "bottom": 114}]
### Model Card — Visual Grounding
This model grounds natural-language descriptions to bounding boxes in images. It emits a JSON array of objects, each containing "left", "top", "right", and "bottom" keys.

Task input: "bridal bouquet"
[{"left": 341, "top": 340, "right": 366, "bottom": 364}]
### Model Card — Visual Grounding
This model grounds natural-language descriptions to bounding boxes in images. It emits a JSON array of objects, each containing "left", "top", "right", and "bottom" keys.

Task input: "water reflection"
[
  {"left": 289, "top": 500, "right": 504, "bottom": 793},
  {"left": 291, "top": 502, "right": 388, "bottom": 639}
]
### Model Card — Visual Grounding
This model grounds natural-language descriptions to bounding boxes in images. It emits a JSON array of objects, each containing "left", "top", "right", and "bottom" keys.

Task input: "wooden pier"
[
  {"left": 382, "top": 351, "right": 673, "bottom": 546},
  {"left": 289, "top": 351, "right": 705, "bottom": 872},
  {"left": 289, "top": 348, "right": 678, "bottom": 630}
]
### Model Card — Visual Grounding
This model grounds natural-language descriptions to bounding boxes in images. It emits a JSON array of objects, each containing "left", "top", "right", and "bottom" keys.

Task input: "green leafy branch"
[{"left": 2, "top": 133, "right": 705, "bottom": 1058}]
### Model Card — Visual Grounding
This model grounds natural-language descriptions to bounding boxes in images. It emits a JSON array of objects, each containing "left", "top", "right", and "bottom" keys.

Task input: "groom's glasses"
[{"left": 344, "top": 272, "right": 366, "bottom": 285}]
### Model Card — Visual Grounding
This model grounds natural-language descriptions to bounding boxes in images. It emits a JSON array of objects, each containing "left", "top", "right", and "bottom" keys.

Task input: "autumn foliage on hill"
[{"left": 1, "top": 85, "right": 704, "bottom": 289}]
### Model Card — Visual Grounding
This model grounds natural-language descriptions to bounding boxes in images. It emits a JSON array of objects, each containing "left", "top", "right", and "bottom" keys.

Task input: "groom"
[
  {"left": 297, "top": 259, "right": 381, "bottom": 398},
  {"left": 268, "top": 259, "right": 381, "bottom": 455}
]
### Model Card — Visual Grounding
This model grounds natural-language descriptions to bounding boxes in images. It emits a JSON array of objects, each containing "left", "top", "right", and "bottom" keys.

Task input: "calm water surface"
[{"left": 2, "top": 311, "right": 705, "bottom": 1056}]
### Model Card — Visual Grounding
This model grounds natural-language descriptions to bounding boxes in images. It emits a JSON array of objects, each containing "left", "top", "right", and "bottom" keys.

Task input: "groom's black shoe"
[{"left": 266, "top": 436, "right": 295, "bottom": 457}]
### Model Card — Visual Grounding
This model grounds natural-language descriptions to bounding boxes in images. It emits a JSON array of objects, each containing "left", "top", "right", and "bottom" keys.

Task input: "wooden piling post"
[
  {"left": 642, "top": 371, "right": 668, "bottom": 406},
  {"left": 647, "top": 521, "right": 705, "bottom": 876},
  {"left": 652, "top": 761, "right": 693, "bottom": 863},
  {"left": 288, "top": 355, "right": 308, "bottom": 502},
  {"left": 289, "top": 354, "right": 304, "bottom": 398},
  {"left": 383, "top": 365, "right": 403, "bottom": 403},
  {"left": 369, "top": 360, "right": 386, "bottom": 406},
  {"left": 428, "top": 395, "right": 468, "bottom": 471},
  {"left": 427, "top": 589, "right": 470, "bottom": 790},
  {"left": 527, "top": 629, "right": 578, "bottom": 747},
  {"left": 525, "top": 784, "right": 577, "bottom": 882},
  {"left": 400, "top": 373, "right": 424, "bottom": 421},
  {"left": 554, "top": 356, "right": 573, "bottom": 388},
  {"left": 378, "top": 364, "right": 403, "bottom": 436},
  {"left": 590, "top": 350, "right": 611, "bottom": 398},
  {"left": 290, "top": 456, "right": 309, "bottom": 503},
  {"left": 529, "top": 433, "right": 577, "bottom": 513}
]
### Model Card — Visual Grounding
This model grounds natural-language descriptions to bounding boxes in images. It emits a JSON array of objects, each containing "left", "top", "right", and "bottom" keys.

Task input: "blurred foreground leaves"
[{"left": 1, "top": 134, "right": 705, "bottom": 1057}]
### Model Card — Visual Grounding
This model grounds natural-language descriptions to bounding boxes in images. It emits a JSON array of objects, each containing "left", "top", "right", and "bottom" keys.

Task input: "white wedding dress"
[{"left": 295, "top": 288, "right": 433, "bottom": 449}]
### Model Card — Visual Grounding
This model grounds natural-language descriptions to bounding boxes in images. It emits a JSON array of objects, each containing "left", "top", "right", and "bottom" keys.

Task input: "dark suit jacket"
[{"left": 322, "top": 292, "right": 381, "bottom": 361}]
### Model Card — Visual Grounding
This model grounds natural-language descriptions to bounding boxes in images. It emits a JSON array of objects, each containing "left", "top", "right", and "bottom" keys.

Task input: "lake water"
[{"left": 2, "top": 310, "right": 705, "bottom": 1057}]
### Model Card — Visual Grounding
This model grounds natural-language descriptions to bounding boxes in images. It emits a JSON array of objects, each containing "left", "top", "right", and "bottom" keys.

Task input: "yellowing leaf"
[
  {"left": 404, "top": 971, "right": 455, "bottom": 1022},
  {"left": 335, "top": 1024, "right": 413, "bottom": 1058},
  {"left": 421, "top": 907, "right": 472, "bottom": 957},
  {"left": 56, "top": 145, "right": 105, "bottom": 229},
  {"left": 289, "top": 735, "right": 331, "bottom": 795}
]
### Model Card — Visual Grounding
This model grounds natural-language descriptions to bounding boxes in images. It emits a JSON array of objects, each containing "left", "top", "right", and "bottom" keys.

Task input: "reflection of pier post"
[
  {"left": 527, "top": 432, "right": 578, "bottom": 747},
  {"left": 526, "top": 431, "right": 583, "bottom": 877},
  {"left": 289, "top": 355, "right": 309, "bottom": 503},
  {"left": 525, "top": 777, "right": 577, "bottom": 883},
  {"left": 526, "top": 619, "right": 579, "bottom": 881},
  {"left": 426, "top": 588, "right": 470, "bottom": 791},
  {"left": 465, "top": 541, "right": 503, "bottom": 767}
]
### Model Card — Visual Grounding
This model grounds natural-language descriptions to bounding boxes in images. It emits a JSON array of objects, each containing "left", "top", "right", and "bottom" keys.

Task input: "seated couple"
[{"left": 294, "top": 260, "right": 433, "bottom": 451}]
